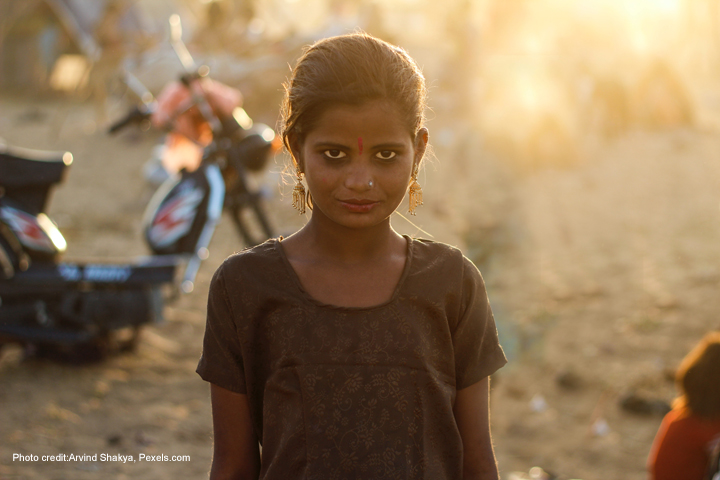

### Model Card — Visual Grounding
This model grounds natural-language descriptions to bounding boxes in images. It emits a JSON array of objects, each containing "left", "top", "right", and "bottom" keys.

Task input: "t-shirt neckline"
[{"left": 274, "top": 234, "right": 415, "bottom": 311}]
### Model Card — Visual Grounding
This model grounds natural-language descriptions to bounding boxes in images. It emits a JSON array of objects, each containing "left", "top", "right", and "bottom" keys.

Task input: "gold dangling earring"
[
  {"left": 292, "top": 167, "right": 306, "bottom": 214},
  {"left": 408, "top": 167, "right": 423, "bottom": 216}
]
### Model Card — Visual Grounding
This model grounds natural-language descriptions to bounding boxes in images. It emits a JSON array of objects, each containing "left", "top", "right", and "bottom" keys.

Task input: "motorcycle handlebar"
[{"left": 177, "top": 70, "right": 222, "bottom": 134}]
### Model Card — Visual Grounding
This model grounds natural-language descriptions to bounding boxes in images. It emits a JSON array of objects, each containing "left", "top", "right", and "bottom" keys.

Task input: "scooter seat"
[{"left": 0, "top": 143, "right": 72, "bottom": 189}]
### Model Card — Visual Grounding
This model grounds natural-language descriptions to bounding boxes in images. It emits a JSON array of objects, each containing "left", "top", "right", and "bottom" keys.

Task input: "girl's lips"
[{"left": 339, "top": 200, "right": 379, "bottom": 213}]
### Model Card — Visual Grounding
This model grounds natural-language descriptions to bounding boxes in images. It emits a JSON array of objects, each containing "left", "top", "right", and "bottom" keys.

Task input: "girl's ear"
[
  {"left": 287, "top": 132, "right": 304, "bottom": 171},
  {"left": 413, "top": 127, "right": 429, "bottom": 170}
]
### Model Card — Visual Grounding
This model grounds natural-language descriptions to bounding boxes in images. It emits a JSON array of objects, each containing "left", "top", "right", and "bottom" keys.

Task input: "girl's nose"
[{"left": 345, "top": 168, "right": 373, "bottom": 192}]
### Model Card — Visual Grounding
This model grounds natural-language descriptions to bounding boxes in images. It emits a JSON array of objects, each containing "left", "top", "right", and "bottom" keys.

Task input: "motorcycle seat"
[{"left": 0, "top": 143, "right": 72, "bottom": 189}]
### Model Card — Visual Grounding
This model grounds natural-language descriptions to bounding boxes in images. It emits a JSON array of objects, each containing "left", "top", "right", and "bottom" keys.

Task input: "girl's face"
[{"left": 291, "top": 100, "right": 427, "bottom": 230}]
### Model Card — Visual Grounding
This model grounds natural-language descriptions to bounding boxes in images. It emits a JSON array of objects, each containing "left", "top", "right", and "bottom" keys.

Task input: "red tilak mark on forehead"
[{"left": 358, "top": 137, "right": 363, "bottom": 154}]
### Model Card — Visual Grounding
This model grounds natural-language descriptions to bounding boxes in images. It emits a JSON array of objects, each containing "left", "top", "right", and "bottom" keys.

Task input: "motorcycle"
[
  {"left": 0, "top": 16, "right": 280, "bottom": 360},
  {"left": 116, "top": 14, "right": 279, "bottom": 249},
  {"left": 113, "top": 70, "right": 280, "bottom": 256}
]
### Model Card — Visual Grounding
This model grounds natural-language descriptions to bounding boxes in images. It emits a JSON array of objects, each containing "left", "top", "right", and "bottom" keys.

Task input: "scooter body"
[
  {"left": 0, "top": 142, "right": 212, "bottom": 352},
  {"left": 0, "top": 113, "right": 276, "bottom": 354}
]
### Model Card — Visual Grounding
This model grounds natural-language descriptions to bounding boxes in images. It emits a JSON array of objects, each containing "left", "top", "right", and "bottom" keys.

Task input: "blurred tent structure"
[{"left": 0, "top": 0, "right": 152, "bottom": 92}]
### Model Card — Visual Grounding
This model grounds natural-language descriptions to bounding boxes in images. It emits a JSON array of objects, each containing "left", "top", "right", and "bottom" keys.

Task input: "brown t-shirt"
[{"left": 197, "top": 236, "right": 507, "bottom": 479}]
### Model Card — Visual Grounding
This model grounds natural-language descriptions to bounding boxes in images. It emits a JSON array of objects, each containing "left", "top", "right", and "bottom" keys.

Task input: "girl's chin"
[{"left": 310, "top": 208, "right": 393, "bottom": 230}]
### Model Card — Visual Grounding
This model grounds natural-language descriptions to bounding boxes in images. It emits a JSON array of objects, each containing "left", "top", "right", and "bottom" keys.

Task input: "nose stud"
[{"left": 368, "top": 180, "right": 374, "bottom": 188}]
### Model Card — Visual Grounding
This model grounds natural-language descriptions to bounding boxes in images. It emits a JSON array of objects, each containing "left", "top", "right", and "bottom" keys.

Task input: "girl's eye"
[
  {"left": 376, "top": 150, "right": 396, "bottom": 160},
  {"left": 323, "top": 149, "right": 346, "bottom": 159}
]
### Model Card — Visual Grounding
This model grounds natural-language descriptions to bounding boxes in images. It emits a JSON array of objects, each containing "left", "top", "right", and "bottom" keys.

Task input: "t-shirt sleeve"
[
  {"left": 196, "top": 263, "right": 247, "bottom": 394},
  {"left": 453, "top": 256, "right": 507, "bottom": 389},
  {"left": 647, "top": 411, "right": 684, "bottom": 480},
  {"left": 647, "top": 410, "right": 707, "bottom": 480}
]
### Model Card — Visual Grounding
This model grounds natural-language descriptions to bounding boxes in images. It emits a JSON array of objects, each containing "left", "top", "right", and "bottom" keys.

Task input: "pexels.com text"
[{"left": 12, "top": 453, "right": 190, "bottom": 463}]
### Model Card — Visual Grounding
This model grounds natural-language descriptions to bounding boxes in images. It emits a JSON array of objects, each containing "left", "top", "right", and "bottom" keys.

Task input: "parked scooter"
[
  {"left": 0, "top": 140, "right": 178, "bottom": 359},
  {"left": 0, "top": 16, "right": 280, "bottom": 360}
]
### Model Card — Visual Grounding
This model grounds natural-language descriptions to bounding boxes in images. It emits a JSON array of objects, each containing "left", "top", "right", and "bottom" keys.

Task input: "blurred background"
[{"left": 2, "top": 1, "right": 720, "bottom": 479}]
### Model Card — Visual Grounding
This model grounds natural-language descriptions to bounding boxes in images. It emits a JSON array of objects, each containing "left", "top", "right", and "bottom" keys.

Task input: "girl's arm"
[
  {"left": 453, "top": 376, "right": 500, "bottom": 480},
  {"left": 210, "top": 384, "right": 261, "bottom": 480}
]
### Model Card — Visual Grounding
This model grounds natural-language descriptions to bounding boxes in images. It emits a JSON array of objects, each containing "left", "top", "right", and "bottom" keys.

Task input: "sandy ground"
[{"left": 2, "top": 92, "right": 720, "bottom": 480}]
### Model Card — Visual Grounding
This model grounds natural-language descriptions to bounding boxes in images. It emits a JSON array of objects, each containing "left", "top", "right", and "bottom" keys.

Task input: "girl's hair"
[
  {"left": 674, "top": 332, "right": 720, "bottom": 418},
  {"left": 279, "top": 32, "right": 427, "bottom": 161}
]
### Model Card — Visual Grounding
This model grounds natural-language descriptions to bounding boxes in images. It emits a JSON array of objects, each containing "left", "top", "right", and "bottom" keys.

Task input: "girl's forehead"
[
  {"left": 307, "top": 100, "right": 412, "bottom": 142},
  {"left": 320, "top": 99, "right": 399, "bottom": 119}
]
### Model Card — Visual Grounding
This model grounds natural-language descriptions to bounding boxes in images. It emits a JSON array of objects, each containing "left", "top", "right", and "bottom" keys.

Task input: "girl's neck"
[{"left": 296, "top": 214, "right": 403, "bottom": 264}]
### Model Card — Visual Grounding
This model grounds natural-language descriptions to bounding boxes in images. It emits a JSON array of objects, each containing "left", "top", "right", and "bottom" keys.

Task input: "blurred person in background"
[{"left": 648, "top": 332, "right": 720, "bottom": 480}]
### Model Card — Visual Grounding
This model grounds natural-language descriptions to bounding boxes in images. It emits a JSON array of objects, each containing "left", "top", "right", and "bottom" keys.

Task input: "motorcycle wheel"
[{"left": 109, "top": 325, "right": 142, "bottom": 353}]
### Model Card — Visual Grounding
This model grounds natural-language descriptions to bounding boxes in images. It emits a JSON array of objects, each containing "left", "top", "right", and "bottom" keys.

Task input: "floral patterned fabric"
[{"left": 197, "top": 236, "right": 507, "bottom": 479}]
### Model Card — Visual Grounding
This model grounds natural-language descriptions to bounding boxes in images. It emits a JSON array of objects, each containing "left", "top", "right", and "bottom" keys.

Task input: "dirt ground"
[{"left": 2, "top": 91, "right": 720, "bottom": 480}]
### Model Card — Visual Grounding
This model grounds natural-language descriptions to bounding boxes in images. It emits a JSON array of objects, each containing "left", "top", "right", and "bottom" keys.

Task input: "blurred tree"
[{"left": 88, "top": 0, "right": 130, "bottom": 125}]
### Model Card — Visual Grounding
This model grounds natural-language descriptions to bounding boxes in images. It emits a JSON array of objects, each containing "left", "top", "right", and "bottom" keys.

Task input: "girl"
[
  {"left": 197, "top": 33, "right": 507, "bottom": 480},
  {"left": 648, "top": 332, "right": 720, "bottom": 480}
]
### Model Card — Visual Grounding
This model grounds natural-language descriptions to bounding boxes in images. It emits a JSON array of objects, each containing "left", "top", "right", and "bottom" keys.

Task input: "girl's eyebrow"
[
  {"left": 311, "top": 141, "right": 408, "bottom": 150},
  {"left": 311, "top": 141, "right": 351, "bottom": 149},
  {"left": 370, "top": 142, "right": 407, "bottom": 149}
]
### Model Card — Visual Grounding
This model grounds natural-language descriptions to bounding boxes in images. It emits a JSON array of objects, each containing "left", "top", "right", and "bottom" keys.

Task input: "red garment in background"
[
  {"left": 647, "top": 407, "right": 720, "bottom": 480},
  {"left": 151, "top": 78, "right": 242, "bottom": 173}
]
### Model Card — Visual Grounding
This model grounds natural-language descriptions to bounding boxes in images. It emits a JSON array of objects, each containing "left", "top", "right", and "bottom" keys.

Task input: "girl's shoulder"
[
  {"left": 406, "top": 236, "right": 484, "bottom": 285},
  {"left": 409, "top": 236, "right": 478, "bottom": 267},
  {"left": 214, "top": 237, "right": 285, "bottom": 282},
  {"left": 410, "top": 236, "right": 463, "bottom": 258}
]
